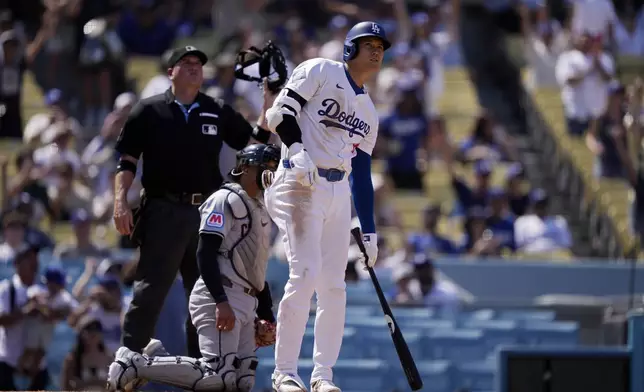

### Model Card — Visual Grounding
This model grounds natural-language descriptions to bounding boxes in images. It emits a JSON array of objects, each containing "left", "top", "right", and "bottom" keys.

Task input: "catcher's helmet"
[
  {"left": 234, "top": 143, "right": 281, "bottom": 172},
  {"left": 343, "top": 21, "right": 391, "bottom": 62}
]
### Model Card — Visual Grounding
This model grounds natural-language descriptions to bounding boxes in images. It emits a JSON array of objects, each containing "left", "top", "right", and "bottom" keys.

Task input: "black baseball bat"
[{"left": 350, "top": 227, "right": 423, "bottom": 391}]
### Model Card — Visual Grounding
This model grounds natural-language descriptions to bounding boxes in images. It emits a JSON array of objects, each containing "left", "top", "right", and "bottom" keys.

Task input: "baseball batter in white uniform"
[
  {"left": 106, "top": 144, "right": 281, "bottom": 392},
  {"left": 264, "top": 21, "right": 391, "bottom": 392}
]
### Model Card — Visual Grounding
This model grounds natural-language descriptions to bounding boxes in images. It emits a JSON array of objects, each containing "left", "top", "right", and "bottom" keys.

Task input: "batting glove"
[
  {"left": 361, "top": 233, "right": 378, "bottom": 268},
  {"left": 288, "top": 143, "right": 318, "bottom": 188}
]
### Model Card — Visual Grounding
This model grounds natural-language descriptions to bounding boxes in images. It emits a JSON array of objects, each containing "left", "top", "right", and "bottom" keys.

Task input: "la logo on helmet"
[
  {"left": 185, "top": 46, "right": 196, "bottom": 51},
  {"left": 371, "top": 23, "right": 380, "bottom": 33}
]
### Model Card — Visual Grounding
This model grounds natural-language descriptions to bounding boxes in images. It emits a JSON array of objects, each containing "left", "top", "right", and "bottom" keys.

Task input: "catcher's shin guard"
[
  {"left": 215, "top": 352, "right": 240, "bottom": 391},
  {"left": 236, "top": 355, "right": 258, "bottom": 392},
  {"left": 111, "top": 349, "right": 225, "bottom": 391}
]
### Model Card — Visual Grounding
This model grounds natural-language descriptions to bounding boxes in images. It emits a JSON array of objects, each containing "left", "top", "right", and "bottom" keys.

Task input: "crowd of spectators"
[{"left": 0, "top": 0, "right": 641, "bottom": 389}]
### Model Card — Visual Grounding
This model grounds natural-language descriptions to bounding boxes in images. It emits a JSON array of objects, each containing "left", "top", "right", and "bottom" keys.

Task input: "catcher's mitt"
[
  {"left": 234, "top": 41, "right": 288, "bottom": 94},
  {"left": 255, "top": 319, "right": 276, "bottom": 348}
]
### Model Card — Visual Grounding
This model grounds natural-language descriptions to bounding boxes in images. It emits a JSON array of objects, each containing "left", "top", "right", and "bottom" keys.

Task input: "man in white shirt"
[
  {"left": 514, "top": 189, "right": 572, "bottom": 254},
  {"left": 0, "top": 244, "right": 48, "bottom": 390},
  {"left": 555, "top": 33, "right": 615, "bottom": 136}
]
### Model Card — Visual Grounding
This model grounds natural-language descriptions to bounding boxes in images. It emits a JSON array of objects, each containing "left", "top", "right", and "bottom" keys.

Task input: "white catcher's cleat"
[
  {"left": 106, "top": 347, "right": 145, "bottom": 392},
  {"left": 311, "top": 379, "right": 341, "bottom": 392},
  {"left": 106, "top": 340, "right": 169, "bottom": 392},
  {"left": 272, "top": 372, "right": 309, "bottom": 392}
]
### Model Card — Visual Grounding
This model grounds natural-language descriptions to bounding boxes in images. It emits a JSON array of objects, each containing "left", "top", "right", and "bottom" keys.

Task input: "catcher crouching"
[{"left": 106, "top": 143, "right": 281, "bottom": 392}]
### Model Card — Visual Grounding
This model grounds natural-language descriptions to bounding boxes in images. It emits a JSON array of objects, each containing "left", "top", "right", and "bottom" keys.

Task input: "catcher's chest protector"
[{"left": 220, "top": 183, "right": 273, "bottom": 292}]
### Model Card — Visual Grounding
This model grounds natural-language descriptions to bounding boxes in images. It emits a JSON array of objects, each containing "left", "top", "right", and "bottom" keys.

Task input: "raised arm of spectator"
[
  {"left": 450, "top": 0, "right": 460, "bottom": 42},
  {"left": 71, "top": 258, "right": 98, "bottom": 300},
  {"left": 24, "top": 11, "right": 57, "bottom": 66},
  {"left": 492, "top": 125, "right": 520, "bottom": 162},
  {"left": 585, "top": 120, "right": 605, "bottom": 156},
  {"left": 392, "top": 0, "right": 412, "bottom": 43}
]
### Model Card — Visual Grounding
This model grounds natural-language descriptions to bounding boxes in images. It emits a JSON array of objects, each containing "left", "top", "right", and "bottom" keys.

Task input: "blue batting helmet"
[{"left": 343, "top": 21, "right": 391, "bottom": 62}]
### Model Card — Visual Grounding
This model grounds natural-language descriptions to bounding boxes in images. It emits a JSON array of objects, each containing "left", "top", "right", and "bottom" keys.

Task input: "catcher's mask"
[
  {"left": 234, "top": 41, "right": 288, "bottom": 94},
  {"left": 230, "top": 143, "right": 281, "bottom": 190}
]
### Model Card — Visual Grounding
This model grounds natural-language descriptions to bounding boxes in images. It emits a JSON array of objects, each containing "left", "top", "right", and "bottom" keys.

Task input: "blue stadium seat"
[
  {"left": 358, "top": 330, "right": 424, "bottom": 362},
  {"left": 461, "top": 319, "right": 520, "bottom": 352},
  {"left": 423, "top": 329, "right": 487, "bottom": 362},
  {"left": 301, "top": 327, "right": 359, "bottom": 358},
  {"left": 402, "top": 360, "right": 453, "bottom": 392},
  {"left": 520, "top": 321, "right": 579, "bottom": 347},
  {"left": 396, "top": 319, "right": 455, "bottom": 332},
  {"left": 497, "top": 309, "right": 556, "bottom": 322},
  {"left": 390, "top": 307, "right": 436, "bottom": 321},
  {"left": 460, "top": 309, "right": 495, "bottom": 322},
  {"left": 455, "top": 360, "right": 496, "bottom": 391},
  {"left": 345, "top": 283, "right": 379, "bottom": 306}
]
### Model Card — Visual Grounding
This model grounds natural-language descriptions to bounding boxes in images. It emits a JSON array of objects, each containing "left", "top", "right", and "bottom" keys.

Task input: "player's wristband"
[{"left": 116, "top": 159, "right": 137, "bottom": 175}]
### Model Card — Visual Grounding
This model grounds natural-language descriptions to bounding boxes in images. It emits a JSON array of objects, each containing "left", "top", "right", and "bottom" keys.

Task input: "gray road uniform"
[
  {"left": 107, "top": 183, "right": 274, "bottom": 392},
  {"left": 190, "top": 182, "right": 274, "bottom": 390}
]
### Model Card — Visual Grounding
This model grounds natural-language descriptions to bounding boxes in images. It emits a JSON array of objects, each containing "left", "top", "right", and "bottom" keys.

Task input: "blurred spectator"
[
  {"left": 514, "top": 189, "right": 573, "bottom": 254},
  {"left": 0, "top": 244, "right": 48, "bottom": 390},
  {"left": 586, "top": 81, "right": 628, "bottom": 179},
  {"left": 389, "top": 262, "right": 422, "bottom": 305},
  {"left": 83, "top": 92, "right": 138, "bottom": 201},
  {"left": 372, "top": 173, "right": 403, "bottom": 230},
  {"left": 378, "top": 73, "right": 436, "bottom": 191},
  {"left": 455, "top": 112, "right": 519, "bottom": 163},
  {"left": 570, "top": 0, "right": 617, "bottom": 44},
  {"left": 117, "top": 1, "right": 176, "bottom": 57},
  {"left": 0, "top": 211, "right": 28, "bottom": 264},
  {"left": 0, "top": 15, "right": 55, "bottom": 139},
  {"left": 47, "top": 163, "right": 93, "bottom": 221},
  {"left": 68, "top": 275, "right": 123, "bottom": 355},
  {"left": 1, "top": 193, "right": 56, "bottom": 251},
  {"left": 406, "top": 204, "right": 460, "bottom": 258},
  {"left": 53, "top": 208, "right": 109, "bottom": 260},
  {"left": 78, "top": 15, "right": 126, "bottom": 134},
  {"left": 140, "top": 48, "right": 172, "bottom": 99},
  {"left": 415, "top": 259, "right": 460, "bottom": 318},
  {"left": 319, "top": 15, "right": 350, "bottom": 61},
  {"left": 555, "top": 33, "right": 615, "bottom": 137},
  {"left": 614, "top": 12, "right": 644, "bottom": 57},
  {"left": 445, "top": 150, "right": 494, "bottom": 217},
  {"left": 23, "top": 88, "right": 81, "bottom": 148},
  {"left": 485, "top": 189, "right": 516, "bottom": 253},
  {"left": 505, "top": 163, "right": 531, "bottom": 217},
  {"left": 32, "top": 121, "right": 83, "bottom": 184},
  {"left": 522, "top": 14, "right": 568, "bottom": 91},
  {"left": 7, "top": 149, "right": 51, "bottom": 215},
  {"left": 60, "top": 316, "right": 112, "bottom": 391},
  {"left": 19, "top": 266, "right": 77, "bottom": 378},
  {"left": 463, "top": 207, "right": 504, "bottom": 257}
]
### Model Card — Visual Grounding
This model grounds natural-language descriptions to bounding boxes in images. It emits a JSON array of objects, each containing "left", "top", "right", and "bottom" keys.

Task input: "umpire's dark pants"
[{"left": 121, "top": 197, "right": 202, "bottom": 358}]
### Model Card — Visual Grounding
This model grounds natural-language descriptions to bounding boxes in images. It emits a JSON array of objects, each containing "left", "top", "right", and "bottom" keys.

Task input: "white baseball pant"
[{"left": 265, "top": 165, "right": 352, "bottom": 382}]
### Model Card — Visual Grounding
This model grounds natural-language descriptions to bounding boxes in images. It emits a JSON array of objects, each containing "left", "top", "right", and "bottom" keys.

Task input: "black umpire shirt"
[{"left": 115, "top": 89, "right": 260, "bottom": 195}]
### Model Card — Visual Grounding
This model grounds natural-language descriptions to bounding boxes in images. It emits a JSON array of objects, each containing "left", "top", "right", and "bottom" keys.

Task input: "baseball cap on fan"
[{"left": 167, "top": 45, "right": 208, "bottom": 68}]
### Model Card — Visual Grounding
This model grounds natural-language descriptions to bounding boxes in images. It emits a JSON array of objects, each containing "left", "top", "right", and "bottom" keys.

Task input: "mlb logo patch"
[
  {"left": 202, "top": 124, "right": 218, "bottom": 135},
  {"left": 206, "top": 212, "right": 224, "bottom": 228}
]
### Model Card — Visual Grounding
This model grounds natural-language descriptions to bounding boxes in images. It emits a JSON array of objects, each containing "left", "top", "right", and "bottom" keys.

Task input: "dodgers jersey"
[
  {"left": 277, "top": 58, "right": 379, "bottom": 172},
  {"left": 194, "top": 183, "right": 272, "bottom": 294}
]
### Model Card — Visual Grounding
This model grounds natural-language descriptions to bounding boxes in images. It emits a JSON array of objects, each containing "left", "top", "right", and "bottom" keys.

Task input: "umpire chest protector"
[{"left": 219, "top": 183, "right": 272, "bottom": 292}]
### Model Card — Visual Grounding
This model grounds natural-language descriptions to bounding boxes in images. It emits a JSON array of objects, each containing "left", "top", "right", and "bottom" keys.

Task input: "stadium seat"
[
  {"left": 455, "top": 360, "right": 496, "bottom": 391},
  {"left": 359, "top": 330, "right": 424, "bottom": 362},
  {"left": 301, "top": 327, "right": 359, "bottom": 358},
  {"left": 520, "top": 321, "right": 579, "bottom": 347},
  {"left": 461, "top": 319, "right": 520, "bottom": 352},
  {"left": 497, "top": 309, "right": 556, "bottom": 323},
  {"left": 390, "top": 307, "right": 436, "bottom": 321},
  {"left": 404, "top": 360, "right": 454, "bottom": 392},
  {"left": 423, "top": 329, "right": 487, "bottom": 362},
  {"left": 460, "top": 308, "right": 495, "bottom": 322}
]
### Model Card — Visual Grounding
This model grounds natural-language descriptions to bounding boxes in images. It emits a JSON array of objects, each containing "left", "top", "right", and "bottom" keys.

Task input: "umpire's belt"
[
  {"left": 221, "top": 275, "right": 257, "bottom": 296},
  {"left": 145, "top": 190, "right": 204, "bottom": 206},
  {"left": 282, "top": 159, "right": 346, "bottom": 182}
]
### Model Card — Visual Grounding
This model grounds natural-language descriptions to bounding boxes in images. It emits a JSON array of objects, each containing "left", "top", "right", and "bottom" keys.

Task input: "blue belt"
[{"left": 282, "top": 159, "right": 346, "bottom": 182}]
